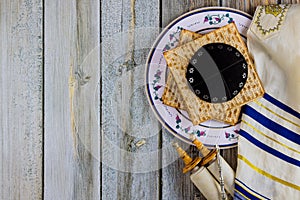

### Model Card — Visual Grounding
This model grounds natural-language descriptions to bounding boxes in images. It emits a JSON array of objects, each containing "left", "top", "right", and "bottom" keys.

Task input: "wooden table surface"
[{"left": 0, "top": 0, "right": 299, "bottom": 199}]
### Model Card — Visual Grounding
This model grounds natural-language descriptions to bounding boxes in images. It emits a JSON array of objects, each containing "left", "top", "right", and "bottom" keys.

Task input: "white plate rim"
[{"left": 145, "top": 6, "right": 252, "bottom": 148}]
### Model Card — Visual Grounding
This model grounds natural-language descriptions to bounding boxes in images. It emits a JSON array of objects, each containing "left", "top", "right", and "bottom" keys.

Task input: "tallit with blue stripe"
[
  {"left": 234, "top": 94, "right": 300, "bottom": 199},
  {"left": 234, "top": 4, "right": 300, "bottom": 199}
]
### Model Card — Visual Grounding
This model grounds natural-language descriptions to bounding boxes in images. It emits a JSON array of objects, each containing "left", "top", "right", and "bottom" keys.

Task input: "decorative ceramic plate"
[{"left": 145, "top": 7, "right": 252, "bottom": 148}]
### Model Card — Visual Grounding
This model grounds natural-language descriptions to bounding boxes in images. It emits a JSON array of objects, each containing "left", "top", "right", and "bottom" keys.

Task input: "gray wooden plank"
[
  {"left": 162, "top": 0, "right": 220, "bottom": 27},
  {"left": 44, "top": 0, "right": 100, "bottom": 199},
  {"left": 0, "top": 0, "right": 43, "bottom": 199},
  {"left": 161, "top": 133, "right": 199, "bottom": 200},
  {"left": 101, "top": 0, "right": 161, "bottom": 199},
  {"left": 222, "top": 0, "right": 279, "bottom": 15},
  {"left": 161, "top": 1, "right": 223, "bottom": 200},
  {"left": 281, "top": 0, "right": 300, "bottom": 4}
]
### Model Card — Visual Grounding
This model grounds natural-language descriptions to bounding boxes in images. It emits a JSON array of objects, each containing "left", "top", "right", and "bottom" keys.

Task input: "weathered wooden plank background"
[
  {"left": 45, "top": 0, "right": 100, "bottom": 199},
  {"left": 0, "top": 0, "right": 43, "bottom": 199},
  {"left": 0, "top": 0, "right": 299, "bottom": 199}
]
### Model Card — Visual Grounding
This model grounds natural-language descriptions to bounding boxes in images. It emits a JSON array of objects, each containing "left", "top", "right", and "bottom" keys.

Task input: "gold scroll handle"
[
  {"left": 190, "top": 134, "right": 217, "bottom": 166},
  {"left": 172, "top": 142, "right": 202, "bottom": 174}
]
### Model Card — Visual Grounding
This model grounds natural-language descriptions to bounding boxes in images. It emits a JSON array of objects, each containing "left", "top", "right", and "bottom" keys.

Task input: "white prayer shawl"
[{"left": 234, "top": 4, "right": 300, "bottom": 199}]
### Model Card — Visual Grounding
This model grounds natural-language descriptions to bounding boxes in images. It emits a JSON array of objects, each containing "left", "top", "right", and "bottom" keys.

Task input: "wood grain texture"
[
  {"left": 281, "top": 0, "right": 300, "bottom": 3},
  {"left": 161, "top": 133, "right": 202, "bottom": 200},
  {"left": 101, "top": 0, "right": 161, "bottom": 199},
  {"left": 44, "top": 0, "right": 100, "bottom": 199},
  {"left": 161, "top": 1, "right": 227, "bottom": 199},
  {"left": 1, "top": 0, "right": 299, "bottom": 200},
  {"left": 222, "top": 0, "right": 279, "bottom": 15},
  {"left": 0, "top": 0, "right": 43, "bottom": 199},
  {"left": 162, "top": 0, "right": 220, "bottom": 27}
]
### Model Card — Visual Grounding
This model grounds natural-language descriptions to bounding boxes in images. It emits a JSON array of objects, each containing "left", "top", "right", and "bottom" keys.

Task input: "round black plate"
[{"left": 186, "top": 43, "right": 248, "bottom": 103}]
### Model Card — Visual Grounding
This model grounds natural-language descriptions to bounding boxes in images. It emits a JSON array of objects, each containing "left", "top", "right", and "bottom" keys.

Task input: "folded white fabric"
[
  {"left": 234, "top": 4, "right": 300, "bottom": 199},
  {"left": 247, "top": 4, "right": 300, "bottom": 112},
  {"left": 235, "top": 94, "right": 300, "bottom": 199}
]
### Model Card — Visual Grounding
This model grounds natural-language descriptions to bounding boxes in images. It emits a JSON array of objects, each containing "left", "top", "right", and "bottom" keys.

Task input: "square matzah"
[
  {"left": 163, "top": 23, "right": 265, "bottom": 125},
  {"left": 162, "top": 29, "right": 202, "bottom": 109}
]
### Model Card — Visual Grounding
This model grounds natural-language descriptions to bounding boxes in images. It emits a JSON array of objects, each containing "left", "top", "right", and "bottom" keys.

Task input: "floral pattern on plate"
[{"left": 145, "top": 7, "right": 252, "bottom": 148}]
